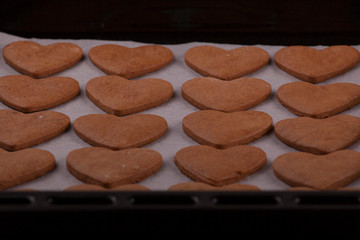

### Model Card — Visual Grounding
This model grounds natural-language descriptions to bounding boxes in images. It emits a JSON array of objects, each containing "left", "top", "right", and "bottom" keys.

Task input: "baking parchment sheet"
[{"left": 1, "top": 31, "right": 360, "bottom": 191}]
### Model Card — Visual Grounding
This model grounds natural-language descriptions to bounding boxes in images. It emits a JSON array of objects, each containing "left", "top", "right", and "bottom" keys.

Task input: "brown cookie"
[
  {"left": 64, "top": 183, "right": 150, "bottom": 191},
  {"left": 184, "top": 45, "right": 269, "bottom": 80},
  {"left": 73, "top": 113, "right": 167, "bottom": 150},
  {"left": 0, "top": 109, "right": 70, "bottom": 151},
  {"left": 86, "top": 75, "right": 173, "bottom": 116},
  {"left": 182, "top": 110, "right": 273, "bottom": 148},
  {"left": 66, "top": 147, "right": 162, "bottom": 188},
  {"left": 287, "top": 187, "right": 317, "bottom": 191},
  {"left": 277, "top": 81, "right": 360, "bottom": 118},
  {"left": 2, "top": 41, "right": 83, "bottom": 78},
  {"left": 273, "top": 150, "right": 360, "bottom": 190},
  {"left": 168, "top": 182, "right": 260, "bottom": 191},
  {"left": 0, "top": 148, "right": 55, "bottom": 190},
  {"left": 274, "top": 45, "right": 360, "bottom": 83},
  {"left": 275, "top": 115, "right": 360, "bottom": 154},
  {"left": 0, "top": 75, "right": 80, "bottom": 112},
  {"left": 88, "top": 44, "right": 173, "bottom": 79},
  {"left": 174, "top": 145, "right": 266, "bottom": 186},
  {"left": 181, "top": 77, "right": 271, "bottom": 112}
]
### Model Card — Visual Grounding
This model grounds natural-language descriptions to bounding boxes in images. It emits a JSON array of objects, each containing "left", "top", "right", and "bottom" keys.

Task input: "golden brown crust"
[
  {"left": 0, "top": 109, "right": 70, "bottom": 151},
  {"left": 274, "top": 115, "right": 360, "bottom": 154},
  {"left": 88, "top": 44, "right": 173, "bottom": 79},
  {"left": 86, "top": 75, "right": 173, "bottom": 116},
  {"left": 273, "top": 150, "right": 360, "bottom": 190},
  {"left": 3, "top": 41, "right": 83, "bottom": 78},
  {"left": 274, "top": 45, "right": 360, "bottom": 83},
  {"left": 174, "top": 145, "right": 266, "bottom": 186},
  {"left": 0, "top": 148, "right": 55, "bottom": 190},
  {"left": 66, "top": 147, "right": 162, "bottom": 188},
  {"left": 73, "top": 113, "right": 167, "bottom": 150},
  {"left": 182, "top": 110, "right": 273, "bottom": 148},
  {"left": 181, "top": 77, "right": 271, "bottom": 112},
  {"left": 0, "top": 75, "right": 80, "bottom": 112},
  {"left": 184, "top": 45, "right": 269, "bottom": 80},
  {"left": 276, "top": 82, "right": 360, "bottom": 118}
]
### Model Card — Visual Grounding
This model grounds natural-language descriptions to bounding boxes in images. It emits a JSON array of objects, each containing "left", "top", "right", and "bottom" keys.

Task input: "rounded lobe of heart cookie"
[
  {"left": 0, "top": 148, "right": 56, "bottom": 190},
  {"left": 88, "top": 44, "right": 174, "bottom": 79},
  {"left": 184, "top": 45, "right": 270, "bottom": 80},
  {"left": 274, "top": 115, "right": 360, "bottom": 154},
  {"left": 0, "top": 109, "right": 70, "bottom": 151},
  {"left": 273, "top": 150, "right": 360, "bottom": 190},
  {"left": 168, "top": 182, "right": 260, "bottom": 191},
  {"left": 73, "top": 113, "right": 168, "bottom": 150},
  {"left": 2, "top": 41, "right": 83, "bottom": 78},
  {"left": 86, "top": 75, "right": 173, "bottom": 116},
  {"left": 276, "top": 81, "right": 360, "bottom": 118},
  {"left": 174, "top": 145, "right": 267, "bottom": 186},
  {"left": 0, "top": 75, "right": 80, "bottom": 113},
  {"left": 182, "top": 110, "right": 273, "bottom": 148},
  {"left": 66, "top": 147, "right": 162, "bottom": 188},
  {"left": 181, "top": 77, "right": 271, "bottom": 112},
  {"left": 274, "top": 45, "right": 360, "bottom": 83}
]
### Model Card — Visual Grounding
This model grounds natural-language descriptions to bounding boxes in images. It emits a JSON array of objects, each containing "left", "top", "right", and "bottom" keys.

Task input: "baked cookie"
[
  {"left": 174, "top": 145, "right": 266, "bottom": 186},
  {"left": 275, "top": 115, "right": 360, "bottom": 154},
  {"left": 181, "top": 77, "right": 271, "bottom": 112},
  {"left": 0, "top": 75, "right": 80, "bottom": 112},
  {"left": 184, "top": 45, "right": 269, "bottom": 80},
  {"left": 277, "top": 81, "right": 360, "bottom": 118},
  {"left": 73, "top": 113, "right": 167, "bottom": 150},
  {"left": 274, "top": 45, "right": 360, "bottom": 83},
  {"left": 182, "top": 110, "right": 273, "bottom": 148},
  {"left": 273, "top": 150, "right": 360, "bottom": 190},
  {"left": 0, "top": 109, "right": 70, "bottom": 151},
  {"left": 2, "top": 41, "right": 83, "bottom": 78},
  {"left": 86, "top": 75, "right": 173, "bottom": 116},
  {"left": 66, "top": 147, "right": 162, "bottom": 188},
  {"left": 88, "top": 44, "right": 173, "bottom": 79},
  {"left": 168, "top": 182, "right": 260, "bottom": 191},
  {"left": 0, "top": 148, "right": 55, "bottom": 190},
  {"left": 64, "top": 183, "right": 150, "bottom": 191}
]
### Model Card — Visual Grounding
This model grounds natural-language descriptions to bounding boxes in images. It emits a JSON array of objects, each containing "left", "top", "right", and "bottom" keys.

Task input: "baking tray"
[
  {"left": 2, "top": 1, "right": 360, "bottom": 234},
  {"left": 0, "top": 32, "right": 360, "bottom": 235}
]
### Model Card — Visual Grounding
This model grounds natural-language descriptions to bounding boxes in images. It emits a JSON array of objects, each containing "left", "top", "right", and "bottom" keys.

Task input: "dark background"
[{"left": 1, "top": 0, "right": 360, "bottom": 45}]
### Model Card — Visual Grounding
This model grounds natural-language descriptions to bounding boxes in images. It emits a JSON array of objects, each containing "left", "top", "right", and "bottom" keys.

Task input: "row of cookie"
[
  {"left": 3, "top": 41, "right": 359, "bottom": 83},
  {"left": 3, "top": 141, "right": 360, "bottom": 191},
  {"left": 1, "top": 85, "right": 360, "bottom": 156},
  {"left": 2, "top": 73, "right": 360, "bottom": 121}
]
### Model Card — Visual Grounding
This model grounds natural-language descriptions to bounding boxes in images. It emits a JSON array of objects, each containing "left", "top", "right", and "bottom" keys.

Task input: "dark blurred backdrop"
[{"left": 1, "top": 0, "right": 360, "bottom": 45}]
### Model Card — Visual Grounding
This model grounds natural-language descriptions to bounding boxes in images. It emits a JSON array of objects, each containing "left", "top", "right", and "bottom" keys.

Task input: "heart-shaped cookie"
[
  {"left": 181, "top": 77, "right": 271, "bottom": 112},
  {"left": 174, "top": 145, "right": 266, "bottom": 186},
  {"left": 0, "top": 148, "right": 55, "bottom": 190},
  {"left": 0, "top": 75, "right": 80, "bottom": 112},
  {"left": 2, "top": 41, "right": 83, "bottom": 78},
  {"left": 66, "top": 147, "right": 162, "bottom": 188},
  {"left": 277, "top": 81, "right": 360, "bottom": 118},
  {"left": 0, "top": 109, "right": 70, "bottom": 151},
  {"left": 73, "top": 113, "right": 167, "bottom": 150},
  {"left": 275, "top": 115, "right": 360, "bottom": 154},
  {"left": 273, "top": 150, "right": 360, "bottom": 190},
  {"left": 88, "top": 44, "right": 173, "bottom": 79},
  {"left": 182, "top": 110, "right": 273, "bottom": 148},
  {"left": 168, "top": 182, "right": 260, "bottom": 191},
  {"left": 184, "top": 45, "right": 269, "bottom": 80},
  {"left": 274, "top": 45, "right": 360, "bottom": 83},
  {"left": 86, "top": 75, "right": 173, "bottom": 116}
]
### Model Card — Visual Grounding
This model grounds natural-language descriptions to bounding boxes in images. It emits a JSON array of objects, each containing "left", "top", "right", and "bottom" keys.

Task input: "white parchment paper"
[{"left": 1, "top": 31, "right": 360, "bottom": 191}]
